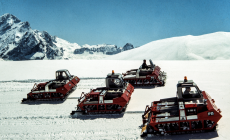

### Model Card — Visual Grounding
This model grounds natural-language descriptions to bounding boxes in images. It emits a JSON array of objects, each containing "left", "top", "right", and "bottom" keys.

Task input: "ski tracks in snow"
[{"left": 0, "top": 79, "right": 142, "bottom": 139}]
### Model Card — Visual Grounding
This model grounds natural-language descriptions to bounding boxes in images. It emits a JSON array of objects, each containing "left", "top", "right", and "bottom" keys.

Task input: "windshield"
[
  {"left": 149, "top": 59, "right": 155, "bottom": 68},
  {"left": 182, "top": 86, "right": 201, "bottom": 98},
  {"left": 108, "top": 78, "right": 124, "bottom": 88},
  {"left": 56, "top": 71, "right": 69, "bottom": 80},
  {"left": 65, "top": 70, "right": 71, "bottom": 78}
]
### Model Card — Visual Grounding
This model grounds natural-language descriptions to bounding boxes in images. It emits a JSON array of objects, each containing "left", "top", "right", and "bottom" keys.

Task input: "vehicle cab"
[
  {"left": 56, "top": 69, "right": 73, "bottom": 80},
  {"left": 105, "top": 70, "right": 126, "bottom": 89},
  {"left": 177, "top": 76, "right": 202, "bottom": 101}
]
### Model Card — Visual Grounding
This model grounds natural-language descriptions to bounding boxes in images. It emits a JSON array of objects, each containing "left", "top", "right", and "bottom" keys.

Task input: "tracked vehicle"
[
  {"left": 141, "top": 77, "right": 222, "bottom": 137},
  {"left": 22, "top": 69, "right": 80, "bottom": 102},
  {"left": 122, "top": 59, "right": 166, "bottom": 86},
  {"left": 71, "top": 70, "right": 134, "bottom": 115}
]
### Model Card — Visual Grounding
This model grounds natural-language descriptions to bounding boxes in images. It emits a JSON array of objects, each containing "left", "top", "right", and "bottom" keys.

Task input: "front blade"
[{"left": 140, "top": 124, "right": 147, "bottom": 137}]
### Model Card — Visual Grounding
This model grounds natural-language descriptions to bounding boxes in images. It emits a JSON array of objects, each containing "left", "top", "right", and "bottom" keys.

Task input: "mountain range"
[
  {"left": 0, "top": 13, "right": 134, "bottom": 60},
  {"left": 1, "top": 13, "right": 230, "bottom": 61}
]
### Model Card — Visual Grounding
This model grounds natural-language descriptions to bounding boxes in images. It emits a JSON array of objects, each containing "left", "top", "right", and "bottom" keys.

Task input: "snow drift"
[{"left": 106, "top": 32, "right": 230, "bottom": 60}]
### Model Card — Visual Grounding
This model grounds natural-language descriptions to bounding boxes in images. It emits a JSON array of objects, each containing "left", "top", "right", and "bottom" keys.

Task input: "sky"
[{"left": 0, "top": 0, "right": 230, "bottom": 47}]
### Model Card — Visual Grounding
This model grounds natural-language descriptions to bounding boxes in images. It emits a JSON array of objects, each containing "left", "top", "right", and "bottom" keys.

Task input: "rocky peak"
[
  {"left": 122, "top": 43, "right": 134, "bottom": 51},
  {"left": 0, "top": 13, "right": 21, "bottom": 24},
  {"left": 41, "top": 31, "right": 53, "bottom": 45},
  {"left": 0, "top": 13, "right": 63, "bottom": 60},
  {"left": 0, "top": 14, "right": 24, "bottom": 35}
]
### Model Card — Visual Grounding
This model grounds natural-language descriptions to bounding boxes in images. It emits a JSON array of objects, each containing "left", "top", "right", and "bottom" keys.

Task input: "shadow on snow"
[{"left": 143, "top": 130, "right": 219, "bottom": 140}]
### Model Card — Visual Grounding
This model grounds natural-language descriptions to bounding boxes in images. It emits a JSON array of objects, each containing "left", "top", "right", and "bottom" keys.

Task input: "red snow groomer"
[
  {"left": 22, "top": 69, "right": 80, "bottom": 102},
  {"left": 71, "top": 70, "right": 134, "bottom": 115},
  {"left": 122, "top": 59, "right": 166, "bottom": 86},
  {"left": 141, "top": 77, "right": 222, "bottom": 137}
]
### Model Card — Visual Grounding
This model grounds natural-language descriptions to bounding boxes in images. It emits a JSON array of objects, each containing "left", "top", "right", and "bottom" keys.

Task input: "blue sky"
[{"left": 1, "top": 0, "right": 230, "bottom": 47}]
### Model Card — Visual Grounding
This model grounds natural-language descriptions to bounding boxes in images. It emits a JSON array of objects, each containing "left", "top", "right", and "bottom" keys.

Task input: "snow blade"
[{"left": 140, "top": 125, "right": 147, "bottom": 137}]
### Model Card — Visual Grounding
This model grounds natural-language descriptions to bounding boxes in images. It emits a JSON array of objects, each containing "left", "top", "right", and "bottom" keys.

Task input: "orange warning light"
[
  {"left": 112, "top": 70, "right": 114, "bottom": 74},
  {"left": 184, "top": 76, "right": 187, "bottom": 82}
]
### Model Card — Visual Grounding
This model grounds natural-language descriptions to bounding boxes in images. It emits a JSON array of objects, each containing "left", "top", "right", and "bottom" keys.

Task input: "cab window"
[
  {"left": 56, "top": 72, "right": 67, "bottom": 80},
  {"left": 108, "top": 78, "right": 122, "bottom": 88},
  {"left": 182, "top": 87, "right": 201, "bottom": 98},
  {"left": 66, "top": 71, "right": 71, "bottom": 78}
]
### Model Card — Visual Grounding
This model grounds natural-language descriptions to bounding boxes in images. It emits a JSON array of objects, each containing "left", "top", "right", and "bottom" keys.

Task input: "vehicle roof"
[
  {"left": 177, "top": 80, "right": 197, "bottom": 87},
  {"left": 56, "top": 69, "right": 69, "bottom": 72},
  {"left": 106, "top": 73, "right": 122, "bottom": 78}
]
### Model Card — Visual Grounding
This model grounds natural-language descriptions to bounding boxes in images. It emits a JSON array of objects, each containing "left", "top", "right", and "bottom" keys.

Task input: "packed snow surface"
[
  {"left": 0, "top": 60, "right": 230, "bottom": 139},
  {"left": 106, "top": 32, "right": 230, "bottom": 60}
]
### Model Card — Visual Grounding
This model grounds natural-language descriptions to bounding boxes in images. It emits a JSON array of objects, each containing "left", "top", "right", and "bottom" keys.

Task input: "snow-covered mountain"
[
  {"left": 122, "top": 43, "right": 134, "bottom": 51},
  {"left": 74, "top": 44, "right": 121, "bottom": 55},
  {"left": 3, "top": 13, "right": 229, "bottom": 61},
  {"left": 106, "top": 32, "right": 230, "bottom": 60},
  {"left": 0, "top": 14, "right": 63, "bottom": 60},
  {"left": 52, "top": 36, "right": 134, "bottom": 60},
  {"left": 0, "top": 13, "right": 134, "bottom": 60}
]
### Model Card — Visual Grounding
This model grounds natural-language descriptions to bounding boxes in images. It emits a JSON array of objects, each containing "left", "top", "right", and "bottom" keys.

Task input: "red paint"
[{"left": 77, "top": 83, "right": 134, "bottom": 113}]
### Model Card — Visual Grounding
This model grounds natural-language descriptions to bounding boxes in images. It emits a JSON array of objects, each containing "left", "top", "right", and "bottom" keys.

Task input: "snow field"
[
  {"left": 106, "top": 32, "right": 230, "bottom": 60},
  {"left": 0, "top": 60, "right": 230, "bottom": 139},
  {"left": 0, "top": 79, "right": 105, "bottom": 92},
  {"left": 0, "top": 89, "right": 141, "bottom": 139}
]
